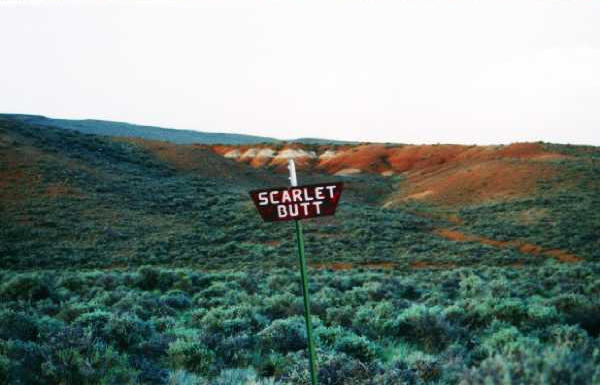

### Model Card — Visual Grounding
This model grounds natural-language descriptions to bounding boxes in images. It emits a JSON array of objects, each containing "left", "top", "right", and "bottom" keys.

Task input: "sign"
[
  {"left": 249, "top": 182, "right": 343, "bottom": 222},
  {"left": 249, "top": 160, "right": 342, "bottom": 385}
]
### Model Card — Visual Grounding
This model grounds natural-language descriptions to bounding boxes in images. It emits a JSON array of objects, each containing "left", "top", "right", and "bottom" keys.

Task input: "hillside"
[
  {"left": 211, "top": 141, "right": 593, "bottom": 205},
  {"left": 1, "top": 117, "right": 600, "bottom": 384},
  {"left": 0, "top": 114, "right": 280, "bottom": 145},
  {"left": 2, "top": 115, "right": 600, "bottom": 267}
]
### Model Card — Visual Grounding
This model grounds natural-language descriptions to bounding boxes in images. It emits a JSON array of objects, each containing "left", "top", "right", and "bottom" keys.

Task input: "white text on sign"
[{"left": 257, "top": 185, "right": 338, "bottom": 219}]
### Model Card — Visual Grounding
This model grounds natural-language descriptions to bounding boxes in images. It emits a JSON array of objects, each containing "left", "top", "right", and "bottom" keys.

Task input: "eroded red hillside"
[
  {"left": 210, "top": 142, "right": 569, "bottom": 206},
  {"left": 107, "top": 137, "right": 570, "bottom": 207}
]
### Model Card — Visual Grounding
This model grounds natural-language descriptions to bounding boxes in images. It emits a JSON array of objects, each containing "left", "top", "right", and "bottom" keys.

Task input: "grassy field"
[{"left": 1, "top": 116, "right": 599, "bottom": 384}]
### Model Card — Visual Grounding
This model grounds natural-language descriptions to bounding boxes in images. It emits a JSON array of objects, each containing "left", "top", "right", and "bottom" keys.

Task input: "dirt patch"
[
  {"left": 519, "top": 243, "right": 543, "bottom": 254},
  {"left": 0, "top": 168, "right": 41, "bottom": 204},
  {"left": 310, "top": 262, "right": 354, "bottom": 271},
  {"left": 411, "top": 261, "right": 457, "bottom": 269},
  {"left": 361, "top": 262, "right": 395, "bottom": 270},
  {"left": 404, "top": 190, "right": 434, "bottom": 200},
  {"left": 447, "top": 214, "right": 463, "bottom": 224},
  {"left": 45, "top": 183, "right": 79, "bottom": 198},
  {"left": 1, "top": 138, "right": 87, "bottom": 205},
  {"left": 116, "top": 137, "right": 274, "bottom": 182},
  {"left": 119, "top": 138, "right": 208, "bottom": 171},
  {"left": 435, "top": 229, "right": 470, "bottom": 242},
  {"left": 318, "top": 144, "right": 393, "bottom": 174},
  {"left": 310, "top": 262, "right": 397, "bottom": 271},
  {"left": 544, "top": 249, "right": 581, "bottom": 263},
  {"left": 311, "top": 261, "right": 463, "bottom": 271},
  {"left": 508, "top": 261, "right": 525, "bottom": 268},
  {"left": 394, "top": 160, "right": 557, "bottom": 206},
  {"left": 434, "top": 228, "right": 583, "bottom": 263},
  {"left": 518, "top": 208, "right": 550, "bottom": 225},
  {"left": 530, "top": 153, "right": 570, "bottom": 161},
  {"left": 313, "top": 233, "right": 340, "bottom": 239}
]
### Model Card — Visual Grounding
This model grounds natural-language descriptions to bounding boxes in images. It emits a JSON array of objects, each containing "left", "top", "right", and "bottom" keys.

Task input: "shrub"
[
  {"left": 257, "top": 352, "right": 291, "bottom": 378},
  {"left": 281, "top": 350, "right": 371, "bottom": 385},
  {"left": 113, "top": 292, "right": 176, "bottom": 320},
  {"left": 0, "top": 310, "right": 38, "bottom": 341},
  {"left": 201, "top": 305, "right": 266, "bottom": 345},
  {"left": 42, "top": 324, "right": 92, "bottom": 352},
  {"left": 258, "top": 317, "right": 308, "bottom": 353},
  {"left": 489, "top": 298, "right": 529, "bottom": 325},
  {"left": 161, "top": 290, "right": 192, "bottom": 310},
  {"left": 102, "top": 313, "right": 153, "bottom": 350},
  {"left": 0, "top": 353, "right": 8, "bottom": 384},
  {"left": 387, "top": 304, "right": 454, "bottom": 352},
  {"left": 459, "top": 272, "right": 487, "bottom": 298},
  {"left": 325, "top": 305, "right": 354, "bottom": 328},
  {"left": 480, "top": 324, "right": 540, "bottom": 357},
  {"left": 36, "top": 316, "right": 66, "bottom": 343},
  {"left": 373, "top": 350, "right": 441, "bottom": 384},
  {"left": 57, "top": 274, "right": 88, "bottom": 293},
  {"left": 342, "top": 286, "right": 370, "bottom": 304},
  {"left": 527, "top": 303, "right": 559, "bottom": 326},
  {"left": 262, "top": 293, "right": 303, "bottom": 320},
  {"left": 216, "top": 332, "right": 256, "bottom": 367},
  {"left": 548, "top": 324, "right": 589, "bottom": 349},
  {"left": 167, "top": 339, "right": 214, "bottom": 376},
  {"left": 41, "top": 343, "right": 139, "bottom": 384},
  {"left": 168, "top": 369, "right": 206, "bottom": 385},
  {"left": 351, "top": 301, "right": 395, "bottom": 338},
  {"left": 0, "top": 340, "right": 47, "bottom": 383},
  {"left": 0, "top": 274, "right": 52, "bottom": 302},
  {"left": 151, "top": 316, "right": 177, "bottom": 333},
  {"left": 137, "top": 266, "right": 176, "bottom": 291},
  {"left": 410, "top": 352, "right": 441, "bottom": 382},
  {"left": 137, "top": 266, "right": 161, "bottom": 290},
  {"left": 334, "top": 334, "right": 378, "bottom": 362},
  {"left": 73, "top": 310, "right": 112, "bottom": 337},
  {"left": 194, "top": 281, "right": 247, "bottom": 308},
  {"left": 461, "top": 344, "right": 600, "bottom": 385},
  {"left": 212, "top": 368, "right": 259, "bottom": 385},
  {"left": 56, "top": 302, "right": 94, "bottom": 323},
  {"left": 311, "top": 286, "right": 341, "bottom": 317},
  {"left": 315, "top": 325, "right": 345, "bottom": 347},
  {"left": 134, "top": 333, "right": 174, "bottom": 361},
  {"left": 558, "top": 298, "right": 600, "bottom": 336}
]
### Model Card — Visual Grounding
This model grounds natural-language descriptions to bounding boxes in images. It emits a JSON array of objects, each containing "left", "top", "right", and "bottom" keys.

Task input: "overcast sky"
[{"left": 1, "top": 0, "right": 599, "bottom": 145}]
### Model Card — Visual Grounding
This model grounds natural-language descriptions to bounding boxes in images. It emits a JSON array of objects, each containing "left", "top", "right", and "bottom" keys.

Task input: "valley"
[{"left": 1, "top": 115, "right": 599, "bottom": 384}]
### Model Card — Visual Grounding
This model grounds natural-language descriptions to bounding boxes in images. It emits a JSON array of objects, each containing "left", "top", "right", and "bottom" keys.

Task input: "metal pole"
[
  {"left": 288, "top": 160, "right": 318, "bottom": 385},
  {"left": 295, "top": 219, "right": 318, "bottom": 385}
]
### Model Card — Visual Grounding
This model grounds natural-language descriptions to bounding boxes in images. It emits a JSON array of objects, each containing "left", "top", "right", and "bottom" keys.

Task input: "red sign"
[{"left": 250, "top": 182, "right": 343, "bottom": 222}]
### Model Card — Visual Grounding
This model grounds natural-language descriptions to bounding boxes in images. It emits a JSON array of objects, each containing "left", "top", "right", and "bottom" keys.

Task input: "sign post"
[
  {"left": 289, "top": 160, "right": 318, "bottom": 385},
  {"left": 249, "top": 160, "right": 344, "bottom": 385}
]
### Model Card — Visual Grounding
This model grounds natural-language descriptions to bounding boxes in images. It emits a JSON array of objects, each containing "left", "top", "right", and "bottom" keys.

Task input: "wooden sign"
[{"left": 249, "top": 182, "right": 343, "bottom": 222}]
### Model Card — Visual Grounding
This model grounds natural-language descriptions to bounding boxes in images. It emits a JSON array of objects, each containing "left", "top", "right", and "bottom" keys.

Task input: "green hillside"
[
  {"left": 1, "top": 117, "right": 600, "bottom": 384},
  {"left": 0, "top": 114, "right": 280, "bottom": 145}
]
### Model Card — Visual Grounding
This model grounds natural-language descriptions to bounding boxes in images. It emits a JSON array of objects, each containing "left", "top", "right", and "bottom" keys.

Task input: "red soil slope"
[
  {"left": 108, "top": 138, "right": 570, "bottom": 207},
  {"left": 434, "top": 228, "right": 582, "bottom": 263},
  {"left": 0, "top": 141, "right": 80, "bottom": 205},
  {"left": 211, "top": 142, "right": 568, "bottom": 206}
]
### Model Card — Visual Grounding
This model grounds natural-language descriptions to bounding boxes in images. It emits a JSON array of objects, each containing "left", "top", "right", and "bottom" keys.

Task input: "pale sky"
[{"left": 1, "top": 0, "right": 599, "bottom": 145}]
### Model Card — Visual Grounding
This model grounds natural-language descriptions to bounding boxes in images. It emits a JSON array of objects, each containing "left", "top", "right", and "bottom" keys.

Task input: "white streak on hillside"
[
  {"left": 319, "top": 150, "right": 338, "bottom": 159},
  {"left": 275, "top": 149, "right": 317, "bottom": 159},
  {"left": 224, "top": 149, "right": 240, "bottom": 158}
]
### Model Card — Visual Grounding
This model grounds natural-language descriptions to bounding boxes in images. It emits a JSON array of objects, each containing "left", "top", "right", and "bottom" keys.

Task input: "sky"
[{"left": 1, "top": 0, "right": 599, "bottom": 145}]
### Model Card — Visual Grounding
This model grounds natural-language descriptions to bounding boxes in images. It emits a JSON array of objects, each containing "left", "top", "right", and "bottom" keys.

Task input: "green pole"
[{"left": 294, "top": 219, "right": 318, "bottom": 385}]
